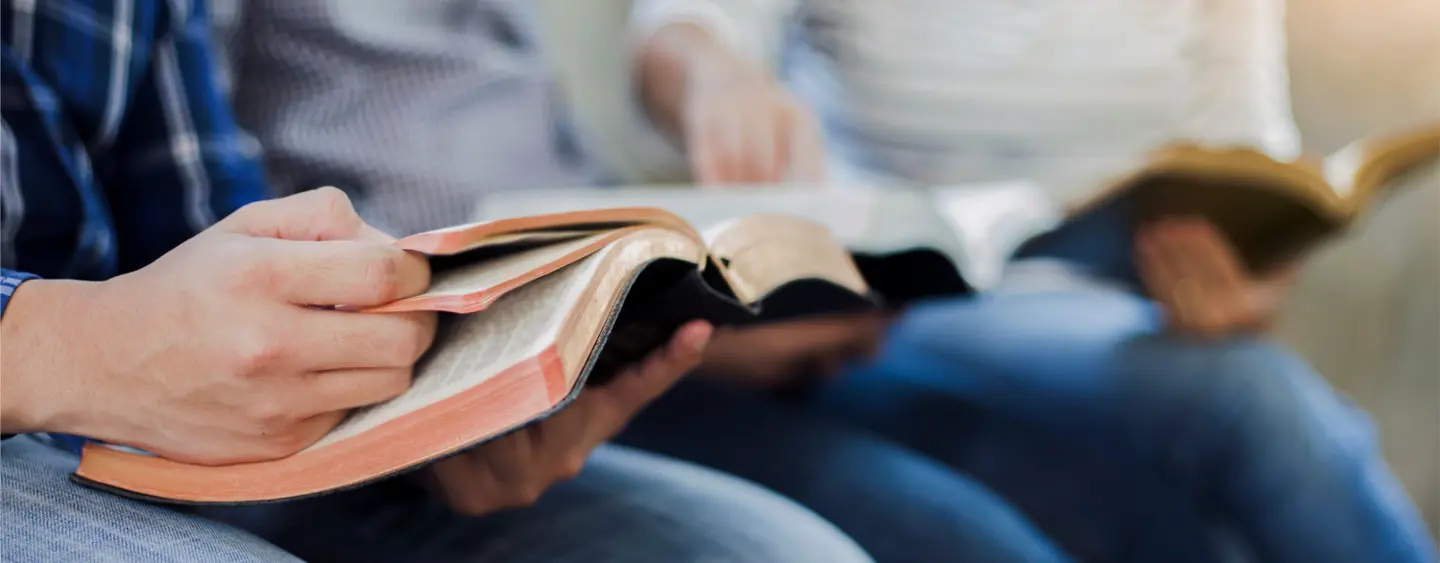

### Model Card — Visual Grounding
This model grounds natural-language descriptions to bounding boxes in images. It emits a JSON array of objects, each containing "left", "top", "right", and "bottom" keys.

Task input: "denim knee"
[{"left": 1118, "top": 338, "right": 1380, "bottom": 493}]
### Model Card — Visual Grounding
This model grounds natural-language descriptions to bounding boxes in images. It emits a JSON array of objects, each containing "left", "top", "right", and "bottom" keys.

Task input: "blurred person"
[
  {"left": 625, "top": 1, "right": 1440, "bottom": 562},
  {"left": 0, "top": 1, "right": 876, "bottom": 561},
  {"left": 211, "top": 1, "right": 1123, "bottom": 561}
]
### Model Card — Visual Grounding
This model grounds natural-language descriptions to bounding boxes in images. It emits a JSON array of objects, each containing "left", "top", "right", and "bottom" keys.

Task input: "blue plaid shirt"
[{"left": 0, "top": 0, "right": 267, "bottom": 317}]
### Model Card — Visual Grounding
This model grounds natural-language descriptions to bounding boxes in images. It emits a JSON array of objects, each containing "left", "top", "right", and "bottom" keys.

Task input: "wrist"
[
  {"left": 0, "top": 279, "right": 107, "bottom": 434},
  {"left": 680, "top": 36, "right": 742, "bottom": 82}
]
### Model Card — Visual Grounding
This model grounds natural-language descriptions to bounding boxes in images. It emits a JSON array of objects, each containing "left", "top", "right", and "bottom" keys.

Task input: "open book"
[
  {"left": 72, "top": 209, "right": 937, "bottom": 504},
  {"left": 481, "top": 123, "right": 1440, "bottom": 288},
  {"left": 1036, "top": 122, "right": 1440, "bottom": 275},
  {"left": 71, "top": 123, "right": 1437, "bottom": 504}
]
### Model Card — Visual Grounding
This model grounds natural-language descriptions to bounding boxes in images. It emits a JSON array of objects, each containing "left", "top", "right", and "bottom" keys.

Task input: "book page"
[
  {"left": 476, "top": 184, "right": 1065, "bottom": 290},
  {"left": 460, "top": 229, "right": 606, "bottom": 250},
  {"left": 422, "top": 231, "right": 618, "bottom": 298},
  {"left": 304, "top": 254, "right": 603, "bottom": 451},
  {"left": 1324, "top": 124, "right": 1440, "bottom": 201},
  {"left": 477, "top": 184, "right": 972, "bottom": 253},
  {"left": 476, "top": 186, "right": 890, "bottom": 245},
  {"left": 1322, "top": 141, "right": 1366, "bottom": 199},
  {"left": 703, "top": 214, "right": 869, "bottom": 302},
  {"left": 928, "top": 181, "right": 1062, "bottom": 289}
]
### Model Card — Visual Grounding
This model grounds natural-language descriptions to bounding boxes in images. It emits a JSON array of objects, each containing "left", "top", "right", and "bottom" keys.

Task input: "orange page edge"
[
  {"left": 395, "top": 207, "right": 700, "bottom": 255},
  {"left": 365, "top": 227, "right": 652, "bottom": 314},
  {"left": 74, "top": 348, "right": 568, "bottom": 504}
]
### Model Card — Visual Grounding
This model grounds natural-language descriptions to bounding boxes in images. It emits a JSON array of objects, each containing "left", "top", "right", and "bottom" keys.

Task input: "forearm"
[
  {"left": 631, "top": 0, "right": 796, "bottom": 138},
  {"left": 0, "top": 279, "right": 104, "bottom": 434},
  {"left": 636, "top": 22, "right": 740, "bottom": 138}
]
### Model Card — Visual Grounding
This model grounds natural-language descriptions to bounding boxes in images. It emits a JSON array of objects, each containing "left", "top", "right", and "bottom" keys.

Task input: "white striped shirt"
[{"left": 633, "top": 0, "right": 1301, "bottom": 205}]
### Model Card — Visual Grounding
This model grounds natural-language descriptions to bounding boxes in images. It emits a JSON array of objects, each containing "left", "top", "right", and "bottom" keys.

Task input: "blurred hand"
[
  {"left": 421, "top": 321, "right": 711, "bottom": 516},
  {"left": 0, "top": 188, "right": 437, "bottom": 465},
  {"left": 1136, "top": 217, "right": 1300, "bottom": 337},
  {"left": 698, "top": 312, "right": 890, "bottom": 388},
  {"left": 680, "top": 55, "right": 826, "bottom": 185}
]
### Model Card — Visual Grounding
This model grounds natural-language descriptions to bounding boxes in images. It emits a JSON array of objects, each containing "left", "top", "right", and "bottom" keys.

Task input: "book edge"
[{"left": 72, "top": 348, "right": 570, "bottom": 505}]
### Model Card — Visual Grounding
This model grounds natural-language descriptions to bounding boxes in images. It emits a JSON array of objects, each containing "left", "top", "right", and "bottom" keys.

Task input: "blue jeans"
[
  {"left": 825, "top": 288, "right": 1436, "bottom": 563},
  {"left": 617, "top": 379, "right": 1075, "bottom": 563},
  {"left": 623, "top": 287, "right": 1437, "bottom": 563},
  {"left": 0, "top": 436, "right": 869, "bottom": 562}
]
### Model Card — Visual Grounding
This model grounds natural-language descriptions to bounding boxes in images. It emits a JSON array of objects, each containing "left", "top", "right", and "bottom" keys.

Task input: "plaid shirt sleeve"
[
  {"left": 2, "top": 0, "right": 268, "bottom": 287},
  {"left": 3, "top": 0, "right": 267, "bottom": 277},
  {"left": 3, "top": 0, "right": 268, "bottom": 277},
  {"left": 99, "top": 0, "right": 270, "bottom": 272}
]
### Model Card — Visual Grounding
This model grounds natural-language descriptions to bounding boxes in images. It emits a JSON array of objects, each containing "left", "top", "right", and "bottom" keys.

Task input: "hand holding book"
[
  {"left": 421, "top": 321, "right": 711, "bottom": 516},
  {"left": 1, "top": 189, "right": 437, "bottom": 466},
  {"left": 1136, "top": 217, "right": 1301, "bottom": 337},
  {"left": 71, "top": 209, "right": 845, "bottom": 504},
  {"left": 698, "top": 312, "right": 890, "bottom": 389}
]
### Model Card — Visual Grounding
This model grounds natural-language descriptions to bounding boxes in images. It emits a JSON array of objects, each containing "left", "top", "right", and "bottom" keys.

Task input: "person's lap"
[
  {"left": 809, "top": 291, "right": 1237, "bottom": 562},
  {"left": 2, "top": 435, "right": 869, "bottom": 563},
  {"left": 622, "top": 283, "right": 1433, "bottom": 563},
  {"left": 617, "top": 285, "right": 1225, "bottom": 562},
  {"left": 620, "top": 376, "right": 1222, "bottom": 563},
  {"left": 617, "top": 377, "right": 1075, "bottom": 563},
  {"left": 2, "top": 435, "right": 301, "bottom": 563},
  {"left": 814, "top": 287, "right": 1435, "bottom": 563}
]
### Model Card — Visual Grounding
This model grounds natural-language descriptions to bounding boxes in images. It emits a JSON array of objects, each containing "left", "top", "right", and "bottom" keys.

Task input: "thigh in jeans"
[
  {"left": 1099, "top": 338, "right": 1437, "bottom": 563},
  {"left": 868, "top": 288, "right": 1163, "bottom": 424},
  {"left": 810, "top": 289, "right": 1239, "bottom": 563},
  {"left": 815, "top": 355, "right": 1236, "bottom": 563},
  {"left": 824, "top": 289, "right": 1436, "bottom": 563},
  {"left": 202, "top": 443, "right": 872, "bottom": 563},
  {"left": 617, "top": 378, "right": 1075, "bottom": 563},
  {"left": 1, "top": 435, "right": 298, "bottom": 563}
]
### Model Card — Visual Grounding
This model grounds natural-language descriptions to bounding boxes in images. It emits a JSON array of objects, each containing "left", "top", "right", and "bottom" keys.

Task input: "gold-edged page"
[
  {"left": 702, "top": 214, "right": 868, "bottom": 305},
  {"left": 552, "top": 228, "right": 711, "bottom": 376}
]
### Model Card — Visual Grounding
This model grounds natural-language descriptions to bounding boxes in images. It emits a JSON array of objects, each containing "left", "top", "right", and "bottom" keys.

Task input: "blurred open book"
[{"left": 482, "top": 123, "right": 1439, "bottom": 288}]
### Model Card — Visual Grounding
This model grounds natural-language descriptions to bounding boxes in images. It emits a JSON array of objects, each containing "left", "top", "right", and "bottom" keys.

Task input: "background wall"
[
  {"left": 1287, "top": 0, "right": 1440, "bottom": 152},
  {"left": 1280, "top": 0, "right": 1440, "bottom": 535}
]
